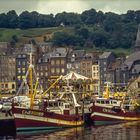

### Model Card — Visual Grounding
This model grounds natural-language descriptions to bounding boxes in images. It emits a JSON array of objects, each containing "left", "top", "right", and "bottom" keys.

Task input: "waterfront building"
[
  {"left": 15, "top": 54, "right": 28, "bottom": 92},
  {"left": 0, "top": 42, "right": 16, "bottom": 94},
  {"left": 121, "top": 51, "right": 140, "bottom": 84},
  {"left": 98, "top": 52, "right": 116, "bottom": 91},
  {"left": 92, "top": 61, "right": 100, "bottom": 93},
  {"left": 80, "top": 54, "right": 93, "bottom": 78},
  {"left": 0, "top": 55, "right": 16, "bottom": 94},
  {"left": 49, "top": 48, "right": 68, "bottom": 77},
  {"left": 67, "top": 50, "right": 86, "bottom": 74},
  {"left": 36, "top": 42, "right": 53, "bottom": 54},
  {"left": 36, "top": 53, "right": 50, "bottom": 90}
]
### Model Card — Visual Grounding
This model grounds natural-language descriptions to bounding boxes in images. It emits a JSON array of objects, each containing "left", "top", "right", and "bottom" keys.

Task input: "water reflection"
[
  {"left": 1, "top": 121, "right": 140, "bottom": 140},
  {"left": 16, "top": 122, "right": 140, "bottom": 140}
]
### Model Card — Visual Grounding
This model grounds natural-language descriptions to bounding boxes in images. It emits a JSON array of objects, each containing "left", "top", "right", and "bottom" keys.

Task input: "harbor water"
[{"left": 1, "top": 121, "right": 140, "bottom": 140}]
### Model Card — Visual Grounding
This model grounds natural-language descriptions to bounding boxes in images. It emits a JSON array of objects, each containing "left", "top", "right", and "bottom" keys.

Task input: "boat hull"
[
  {"left": 12, "top": 107, "right": 84, "bottom": 131},
  {"left": 90, "top": 104, "right": 140, "bottom": 125}
]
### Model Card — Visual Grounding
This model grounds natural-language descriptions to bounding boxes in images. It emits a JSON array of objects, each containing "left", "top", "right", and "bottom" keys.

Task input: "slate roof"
[
  {"left": 38, "top": 53, "right": 51, "bottom": 63},
  {"left": 133, "top": 64, "right": 140, "bottom": 73},
  {"left": 72, "top": 50, "right": 86, "bottom": 58},
  {"left": 50, "top": 47, "right": 68, "bottom": 57},
  {"left": 99, "top": 52, "right": 112, "bottom": 59},
  {"left": 125, "top": 51, "right": 140, "bottom": 63},
  {"left": 123, "top": 51, "right": 140, "bottom": 70}
]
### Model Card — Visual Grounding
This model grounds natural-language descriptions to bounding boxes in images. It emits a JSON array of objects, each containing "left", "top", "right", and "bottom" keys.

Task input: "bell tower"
[{"left": 135, "top": 24, "right": 140, "bottom": 52}]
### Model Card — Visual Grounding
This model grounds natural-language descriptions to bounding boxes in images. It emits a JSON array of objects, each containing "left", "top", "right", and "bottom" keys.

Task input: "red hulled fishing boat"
[
  {"left": 12, "top": 51, "right": 83, "bottom": 131},
  {"left": 89, "top": 83, "right": 140, "bottom": 125}
]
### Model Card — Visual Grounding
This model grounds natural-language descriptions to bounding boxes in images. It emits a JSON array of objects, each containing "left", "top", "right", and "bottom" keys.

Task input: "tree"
[
  {"left": 81, "top": 9, "right": 97, "bottom": 25},
  {"left": 122, "top": 10, "right": 135, "bottom": 23},
  {"left": 135, "top": 10, "right": 140, "bottom": 23},
  {"left": 19, "top": 11, "right": 33, "bottom": 29},
  {"left": 12, "top": 35, "right": 18, "bottom": 42},
  {"left": 0, "top": 13, "right": 8, "bottom": 28},
  {"left": 19, "top": 11, "right": 40, "bottom": 28},
  {"left": 55, "top": 12, "right": 81, "bottom": 26},
  {"left": 38, "top": 14, "right": 55, "bottom": 27},
  {"left": 103, "top": 12, "right": 120, "bottom": 32},
  {"left": 10, "top": 39, "right": 16, "bottom": 48},
  {"left": 7, "top": 10, "right": 18, "bottom": 28},
  {"left": 52, "top": 31, "right": 84, "bottom": 46},
  {"left": 76, "top": 27, "right": 89, "bottom": 39},
  {"left": 90, "top": 28, "right": 109, "bottom": 48}
]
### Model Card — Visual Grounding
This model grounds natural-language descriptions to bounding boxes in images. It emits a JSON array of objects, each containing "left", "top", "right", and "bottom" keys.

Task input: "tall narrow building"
[{"left": 135, "top": 24, "right": 140, "bottom": 52}]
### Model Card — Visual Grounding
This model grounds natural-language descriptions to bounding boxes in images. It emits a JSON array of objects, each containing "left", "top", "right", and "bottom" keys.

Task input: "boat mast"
[
  {"left": 29, "top": 46, "right": 34, "bottom": 109},
  {"left": 104, "top": 82, "right": 109, "bottom": 98}
]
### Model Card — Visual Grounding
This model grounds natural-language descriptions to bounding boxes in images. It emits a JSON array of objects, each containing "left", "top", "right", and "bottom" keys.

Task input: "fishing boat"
[
  {"left": 89, "top": 83, "right": 140, "bottom": 125},
  {"left": 12, "top": 52, "right": 84, "bottom": 131}
]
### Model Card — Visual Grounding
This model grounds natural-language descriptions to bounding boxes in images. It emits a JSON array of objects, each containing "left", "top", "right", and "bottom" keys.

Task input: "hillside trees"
[
  {"left": 55, "top": 12, "right": 81, "bottom": 26},
  {"left": 0, "top": 9, "right": 140, "bottom": 50},
  {"left": 52, "top": 31, "right": 84, "bottom": 46}
]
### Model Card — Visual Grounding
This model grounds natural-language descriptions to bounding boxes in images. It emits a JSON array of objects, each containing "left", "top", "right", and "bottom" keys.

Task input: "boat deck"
[{"left": 0, "top": 111, "right": 14, "bottom": 120}]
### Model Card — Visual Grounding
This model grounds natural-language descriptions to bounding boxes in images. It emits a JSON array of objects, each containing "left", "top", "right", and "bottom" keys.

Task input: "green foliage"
[
  {"left": 0, "top": 9, "right": 140, "bottom": 53},
  {"left": 12, "top": 35, "right": 18, "bottom": 42},
  {"left": 55, "top": 12, "right": 81, "bottom": 26},
  {"left": 52, "top": 31, "right": 84, "bottom": 46}
]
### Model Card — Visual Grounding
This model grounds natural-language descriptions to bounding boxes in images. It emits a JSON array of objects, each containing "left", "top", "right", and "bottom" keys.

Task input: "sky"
[{"left": 0, "top": 0, "right": 140, "bottom": 15}]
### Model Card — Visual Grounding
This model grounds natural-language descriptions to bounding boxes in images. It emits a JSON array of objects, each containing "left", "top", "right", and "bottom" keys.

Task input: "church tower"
[{"left": 135, "top": 24, "right": 140, "bottom": 51}]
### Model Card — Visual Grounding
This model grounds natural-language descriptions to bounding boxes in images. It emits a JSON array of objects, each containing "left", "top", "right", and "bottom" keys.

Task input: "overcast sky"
[{"left": 0, "top": 0, "right": 140, "bottom": 15}]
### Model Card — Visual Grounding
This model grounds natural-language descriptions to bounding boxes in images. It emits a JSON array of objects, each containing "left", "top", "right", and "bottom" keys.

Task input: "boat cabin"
[
  {"left": 94, "top": 97, "right": 122, "bottom": 109},
  {"left": 46, "top": 99, "right": 71, "bottom": 115}
]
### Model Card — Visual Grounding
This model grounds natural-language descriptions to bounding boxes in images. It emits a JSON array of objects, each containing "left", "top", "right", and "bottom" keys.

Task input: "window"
[
  {"left": 101, "top": 100, "right": 104, "bottom": 104},
  {"left": 18, "top": 61, "right": 21, "bottom": 65},
  {"left": 61, "top": 60, "right": 65, "bottom": 65},
  {"left": 22, "top": 76, "right": 25, "bottom": 79},
  {"left": 56, "top": 60, "right": 60, "bottom": 65},
  {"left": 61, "top": 68, "right": 65, "bottom": 73},
  {"left": 106, "top": 101, "right": 109, "bottom": 104},
  {"left": 45, "top": 72, "right": 48, "bottom": 76},
  {"left": 97, "top": 100, "right": 100, "bottom": 104},
  {"left": 138, "top": 82, "right": 140, "bottom": 88},
  {"left": 56, "top": 68, "right": 60, "bottom": 74},
  {"left": 82, "top": 63, "right": 86, "bottom": 67},
  {"left": 67, "top": 64, "right": 71, "bottom": 69},
  {"left": 36, "top": 66, "right": 39, "bottom": 70},
  {"left": 87, "top": 63, "right": 90, "bottom": 68},
  {"left": 12, "top": 84, "right": 15, "bottom": 89},
  {"left": 17, "top": 70, "right": 21, "bottom": 74},
  {"left": 22, "top": 61, "right": 26, "bottom": 65},
  {"left": 40, "top": 66, "right": 43, "bottom": 71},
  {"left": 17, "top": 76, "right": 21, "bottom": 80},
  {"left": 22, "top": 68, "right": 25, "bottom": 73},
  {"left": 51, "top": 60, "right": 55, "bottom": 65},
  {"left": 87, "top": 70, "right": 91, "bottom": 74},
  {"left": 51, "top": 68, "right": 55, "bottom": 73},
  {"left": 82, "top": 70, "right": 85, "bottom": 74},
  {"left": 5, "top": 84, "right": 8, "bottom": 88},
  {"left": 113, "top": 101, "right": 117, "bottom": 104}
]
